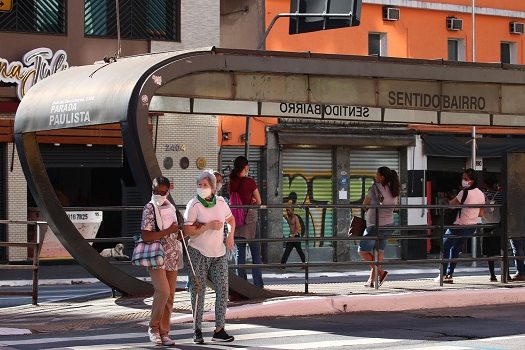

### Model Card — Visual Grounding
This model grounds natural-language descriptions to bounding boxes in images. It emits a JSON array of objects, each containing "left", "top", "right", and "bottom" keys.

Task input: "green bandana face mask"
[{"left": 197, "top": 195, "right": 216, "bottom": 208}]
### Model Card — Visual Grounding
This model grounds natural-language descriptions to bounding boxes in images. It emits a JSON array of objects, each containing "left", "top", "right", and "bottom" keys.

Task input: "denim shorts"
[{"left": 358, "top": 225, "right": 394, "bottom": 253}]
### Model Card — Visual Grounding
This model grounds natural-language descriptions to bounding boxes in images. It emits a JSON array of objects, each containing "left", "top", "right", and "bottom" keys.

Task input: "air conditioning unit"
[
  {"left": 446, "top": 17, "right": 463, "bottom": 31},
  {"left": 510, "top": 21, "right": 524, "bottom": 34},
  {"left": 383, "top": 7, "right": 400, "bottom": 21}
]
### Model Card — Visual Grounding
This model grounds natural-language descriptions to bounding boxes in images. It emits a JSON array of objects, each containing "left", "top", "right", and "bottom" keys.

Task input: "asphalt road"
[{"left": 1, "top": 304, "right": 524, "bottom": 349}]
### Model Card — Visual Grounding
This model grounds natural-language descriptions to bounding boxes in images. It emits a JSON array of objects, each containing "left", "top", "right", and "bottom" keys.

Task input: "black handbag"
[{"left": 348, "top": 216, "right": 367, "bottom": 237}]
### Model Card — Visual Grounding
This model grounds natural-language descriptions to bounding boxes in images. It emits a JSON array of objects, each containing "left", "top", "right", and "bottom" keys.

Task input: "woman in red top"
[{"left": 228, "top": 156, "right": 264, "bottom": 288}]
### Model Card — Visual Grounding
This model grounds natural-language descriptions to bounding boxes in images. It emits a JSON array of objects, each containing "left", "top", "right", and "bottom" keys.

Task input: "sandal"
[
  {"left": 364, "top": 279, "right": 374, "bottom": 288},
  {"left": 378, "top": 271, "right": 388, "bottom": 287}
]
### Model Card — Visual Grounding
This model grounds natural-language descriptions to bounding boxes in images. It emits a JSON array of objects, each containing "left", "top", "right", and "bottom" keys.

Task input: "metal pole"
[
  {"left": 257, "top": 12, "right": 353, "bottom": 50},
  {"left": 244, "top": 117, "right": 251, "bottom": 159},
  {"left": 472, "top": 126, "right": 477, "bottom": 266},
  {"left": 32, "top": 224, "right": 40, "bottom": 305},
  {"left": 471, "top": 0, "right": 476, "bottom": 62},
  {"left": 304, "top": 207, "right": 310, "bottom": 294}
]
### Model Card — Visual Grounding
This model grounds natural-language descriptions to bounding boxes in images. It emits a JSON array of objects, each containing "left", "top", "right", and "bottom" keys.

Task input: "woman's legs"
[
  {"left": 236, "top": 240, "right": 247, "bottom": 280},
  {"left": 159, "top": 270, "right": 178, "bottom": 336},
  {"left": 207, "top": 255, "right": 229, "bottom": 330},
  {"left": 188, "top": 247, "right": 210, "bottom": 331},
  {"left": 149, "top": 268, "right": 171, "bottom": 335},
  {"left": 248, "top": 241, "right": 264, "bottom": 288}
]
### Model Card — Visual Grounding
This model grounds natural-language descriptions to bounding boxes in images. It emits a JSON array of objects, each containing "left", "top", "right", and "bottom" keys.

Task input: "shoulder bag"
[{"left": 131, "top": 203, "right": 165, "bottom": 267}]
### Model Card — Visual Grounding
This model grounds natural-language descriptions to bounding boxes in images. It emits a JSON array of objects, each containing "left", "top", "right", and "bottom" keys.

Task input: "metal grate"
[
  {"left": 0, "top": 0, "right": 65, "bottom": 34},
  {"left": 84, "top": 0, "right": 178, "bottom": 40}
]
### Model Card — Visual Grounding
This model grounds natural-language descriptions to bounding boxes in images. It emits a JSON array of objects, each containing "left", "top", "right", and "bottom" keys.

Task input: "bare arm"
[
  {"left": 183, "top": 221, "right": 217, "bottom": 236},
  {"left": 362, "top": 195, "right": 371, "bottom": 211},
  {"left": 449, "top": 197, "right": 460, "bottom": 205},
  {"left": 252, "top": 188, "right": 262, "bottom": 205},
  {"left": 225, "top": 215, "right": 235, "bottom": 250}
]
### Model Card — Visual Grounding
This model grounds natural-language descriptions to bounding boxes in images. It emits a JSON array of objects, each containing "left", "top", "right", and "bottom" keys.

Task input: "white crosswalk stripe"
[{"left": 6, "top": 323, "right": 510, "bottom": 350}]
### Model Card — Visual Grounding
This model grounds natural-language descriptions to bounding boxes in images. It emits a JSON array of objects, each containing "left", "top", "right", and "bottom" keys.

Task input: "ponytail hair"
[
  {"left": 377, "top": 166, "right": 400, "bottom": 197},
  {"left": 230, "top": 156, "right": 248, "bottom": 180}
]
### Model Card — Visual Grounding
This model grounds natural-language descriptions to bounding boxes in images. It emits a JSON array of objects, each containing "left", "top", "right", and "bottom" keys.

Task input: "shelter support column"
[
  {"left": 265, "top": 130, "right": 282, "bottom": 263},
  {"left": 335, "top": 146, "right": 352, "bottom": 262}
]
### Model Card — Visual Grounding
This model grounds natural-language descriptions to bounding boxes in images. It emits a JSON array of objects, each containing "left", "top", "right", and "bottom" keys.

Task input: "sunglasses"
[{"left": 153, "top": 189, "right": 169, "bottom": 196}]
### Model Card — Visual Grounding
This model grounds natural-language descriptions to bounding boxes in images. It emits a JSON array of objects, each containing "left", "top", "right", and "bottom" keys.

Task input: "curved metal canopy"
[{"left": 14, "top": 47, "right": 525, "bottom": 296}]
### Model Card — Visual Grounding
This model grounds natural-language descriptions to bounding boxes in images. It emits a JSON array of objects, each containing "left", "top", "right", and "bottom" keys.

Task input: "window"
[
  {"left": 447, "top": 39, "right": 465, "bottom": 61},
  {"left": 368, "top": 33, "right": 387, "bottom": 56},
  {"left": 84, "top": 0, "right": 179, "bottom": 41},
  {"left": 0, "top": 0, "right": 65, "bottom": 34},
  {"left": 501, "top": 42, "right": 517, "bottom": 64}
]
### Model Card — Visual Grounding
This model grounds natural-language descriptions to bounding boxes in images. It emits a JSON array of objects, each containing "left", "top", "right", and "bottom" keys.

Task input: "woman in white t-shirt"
[
  {"left": 141, "top": 176, "right": 181, "bottom": 346},
  {"left": 441, "top": 168, "right": 485, "bottom": 284},
  {"left": 183, "top": 170, "right": 236, "bottom": 344},
  {"left": 359, "top": 167, "right": 400, "bottom": 288}
]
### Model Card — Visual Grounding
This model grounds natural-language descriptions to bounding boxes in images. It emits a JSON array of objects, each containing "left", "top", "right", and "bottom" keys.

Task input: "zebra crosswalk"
[{"left": 1, "top": 322, "right": 523, "bottom": 350}]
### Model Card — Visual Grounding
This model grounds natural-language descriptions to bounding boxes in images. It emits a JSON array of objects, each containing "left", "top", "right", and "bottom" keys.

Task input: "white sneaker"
[
  {"left": 161, "top": 336, "right": 175, "bottom": 346},
  {"left": 148, "top": 327, "right": 162, "bottom": 345}
]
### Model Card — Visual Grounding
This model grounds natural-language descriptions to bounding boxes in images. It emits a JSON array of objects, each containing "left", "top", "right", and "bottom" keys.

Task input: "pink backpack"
[{"left": 230, "top": 191, "right": 245, "bottom": 226}]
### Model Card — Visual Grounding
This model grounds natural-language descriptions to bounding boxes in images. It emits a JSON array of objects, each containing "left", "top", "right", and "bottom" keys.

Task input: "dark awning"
[{"left": 422, "top": 135, "right": 525, "bottom": 157}]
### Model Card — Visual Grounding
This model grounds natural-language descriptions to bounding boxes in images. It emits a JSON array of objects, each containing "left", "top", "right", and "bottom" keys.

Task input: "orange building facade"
[
  {"left": 220, "top": 0, "right": 525, "bottom": 147},
  {"left": 218, "top": 1, "right": 525, "bottom": 262}
]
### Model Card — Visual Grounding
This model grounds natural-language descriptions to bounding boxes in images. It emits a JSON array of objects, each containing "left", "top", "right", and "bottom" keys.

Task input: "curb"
[{"left": 171, "top": 287, "right": 525, "bottom": 323}]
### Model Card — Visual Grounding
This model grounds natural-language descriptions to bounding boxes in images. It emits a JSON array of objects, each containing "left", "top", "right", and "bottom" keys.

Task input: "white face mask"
[
  {"left": 216, "top": 183, "right": 223, "bottom": 193},
  {"left": 152, "top": 194, "right": 167, "bottom": 206},
  {"left": 197, "top": 187, "right": 212, "bottom": 199},
  {"left": 462, "top": 180, "right": 471, "bottom": 188}
]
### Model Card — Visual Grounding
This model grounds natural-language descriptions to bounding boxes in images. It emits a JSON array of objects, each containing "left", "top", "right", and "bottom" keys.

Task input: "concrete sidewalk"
[{"left": 1, "top": 274, "right": 524, "bottom": 336}]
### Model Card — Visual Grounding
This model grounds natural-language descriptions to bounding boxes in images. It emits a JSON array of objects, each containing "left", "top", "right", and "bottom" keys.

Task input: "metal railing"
[
  {"left": 0, "top": 220, "right": 48, "bottom": 305},
  {"left": 229, "top": 202, "right": 519, "bottom": 292},
  {"left": 30, "top": 202, "right": 524, "bottom": 295}
]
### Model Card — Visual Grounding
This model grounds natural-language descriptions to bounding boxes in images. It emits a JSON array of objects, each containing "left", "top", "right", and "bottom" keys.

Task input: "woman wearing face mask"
[
  {"left": 359, "top": 167, "right": 400, "bottom": 288},
  {"left": 141, "top": 176, "right": 181, "bottom": 346},
  {"left": 228, "top": 156, "right": 264, "bottom": 288},
  {"left": 438, "top": 168, "right": 485, "bottom": 284},
  {"left": 183, "top": 170, "right": 236, "bottom": 344}
]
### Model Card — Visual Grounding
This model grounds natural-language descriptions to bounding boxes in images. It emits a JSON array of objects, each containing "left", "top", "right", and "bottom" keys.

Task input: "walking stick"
[{"left": 179, "top": 229, "right": 200, "bottom": 328}]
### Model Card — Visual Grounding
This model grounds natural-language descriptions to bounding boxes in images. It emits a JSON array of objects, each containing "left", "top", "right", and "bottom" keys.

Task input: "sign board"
[
  {"left": 0, "top": 47, "right": 69, "bottom": 100},
  {"left": 289, "top": 0, "right": 362, "bottom": 35},
  {"left": 39, "top": 211, "right": 103, "bottom": 259},
  {"left": 0, "top": 0, "right": 13, "bottom": 12}
]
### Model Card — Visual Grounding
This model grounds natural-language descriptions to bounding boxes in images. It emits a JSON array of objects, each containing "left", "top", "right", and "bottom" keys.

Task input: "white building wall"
[
  {"left": 6, "top": 143, "right": 28, "bottom": 261},
  {"left": 154, "top": 114, "right": 220, "bottom": 206},
  {"left": 151, "top": 0, "right": 220, "bottom": 52}
]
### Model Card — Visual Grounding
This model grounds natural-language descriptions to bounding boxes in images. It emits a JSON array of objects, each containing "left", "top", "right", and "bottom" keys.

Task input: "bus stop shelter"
[{"left": 14, "top": 47, "right": 525, "bottom": 297}]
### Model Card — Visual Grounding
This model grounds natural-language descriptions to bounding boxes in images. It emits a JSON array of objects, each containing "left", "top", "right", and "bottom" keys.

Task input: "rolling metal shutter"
[
  {"left": 349, "top": 149, "right": 400, "bottom": 203},
  {"left": 219, "top": 147, "right": 262, "bottom": 194},
  {"left": 40, "top": 144, "right": 123, "bottom": 168},
  {"left": 282, "top": 148, "right": 333, "bottom": 244}
]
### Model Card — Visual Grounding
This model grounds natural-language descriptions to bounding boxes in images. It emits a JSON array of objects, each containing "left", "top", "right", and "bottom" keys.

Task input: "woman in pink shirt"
[
  {"left": 440, "top": 168, "right": 485, "bottom": 284},
  {"left": 359, "top": 167, "right": 400, "bottom": 288}
]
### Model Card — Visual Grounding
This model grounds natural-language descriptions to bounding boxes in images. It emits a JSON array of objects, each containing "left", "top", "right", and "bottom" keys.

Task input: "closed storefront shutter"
[
  {"left": 349, "top": 149, "right": 401, "bottom": 257},
  {"left": 282, "top": 148, "right": 333, "bottom": 246},
  {"left": 349, "top": 149, "right": 400, "bottom": 204}
]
